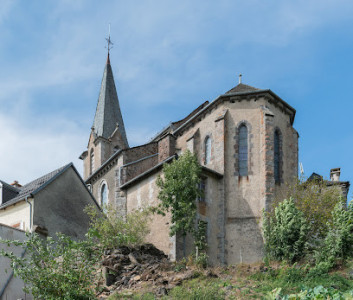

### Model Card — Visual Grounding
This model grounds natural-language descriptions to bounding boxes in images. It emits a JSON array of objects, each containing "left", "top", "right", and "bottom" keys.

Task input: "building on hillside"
[
  {"left": 0, "top": 163, "right": 100, "bottom": 239},
  {"left": 308, "top": 168, "right": 350, "bottom": 201},
  {"left": 80, "top": 52, "right": 300, "bottom": 265}
]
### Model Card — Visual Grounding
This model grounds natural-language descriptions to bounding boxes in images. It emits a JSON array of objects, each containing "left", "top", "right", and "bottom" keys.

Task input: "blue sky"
[{"left": 0, "top": 1, "right": 352, "bottom": 201}]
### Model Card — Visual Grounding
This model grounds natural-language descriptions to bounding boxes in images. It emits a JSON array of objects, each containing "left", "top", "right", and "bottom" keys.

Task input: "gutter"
[{"left": 25, "top": 196, "right": 32, "bottom": 232}]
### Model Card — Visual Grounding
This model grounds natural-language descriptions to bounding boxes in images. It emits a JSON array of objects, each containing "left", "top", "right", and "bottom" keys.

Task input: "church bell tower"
[{"left": 79, "top": 39, "right": 129, "bottom": 180}]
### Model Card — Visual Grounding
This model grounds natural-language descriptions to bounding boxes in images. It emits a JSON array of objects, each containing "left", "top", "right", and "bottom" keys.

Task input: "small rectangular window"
[{"left": 198, "top": 178, "right": 207, "bottom": 202}]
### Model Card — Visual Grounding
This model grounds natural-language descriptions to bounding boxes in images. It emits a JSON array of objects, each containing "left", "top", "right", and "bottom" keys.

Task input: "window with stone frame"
[
  {"left": 238, "top": 124, "right": 248, "bottom": 176},
  {"left": 100, "top": 183, "right": 108, "bottom": 207},
  {"left": 274, "top": 129, "right": 281, "bottom": 184},
  {"left": 204, "top": 136, "right": 211, "bottom": 164},
  {"left": 198, "top": 178, "right": 207, "bottom": 202}
]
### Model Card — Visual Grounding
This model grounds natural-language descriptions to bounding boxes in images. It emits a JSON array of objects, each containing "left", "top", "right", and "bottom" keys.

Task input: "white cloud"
[{"left": 0, "top": 110, "right": 85, "bottom": 185}]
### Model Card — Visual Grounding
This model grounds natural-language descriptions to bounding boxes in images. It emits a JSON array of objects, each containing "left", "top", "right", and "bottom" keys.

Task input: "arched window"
[
  {"left": 238, "top": 124, "right": 248, "bottom": 176},
  {"left": 274, "top": 130, "right": 281, "bottom": 184},
  {"left": 100, "top": 183, "right": 108, "bottom": 207},
  {"left": 90, "top": 149, "right": 95, "bottom": 175},
  {"left": 205, "top": 136, "right": 211, "bottom": 164}
]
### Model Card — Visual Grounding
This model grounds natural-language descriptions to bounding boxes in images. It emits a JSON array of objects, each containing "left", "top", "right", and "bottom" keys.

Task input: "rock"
[
  {"left": 133, "top": 275, "right": 141, "bottom": 281},
  {"left": 128, "top": 253, "right": 138, "bottom": 264}
]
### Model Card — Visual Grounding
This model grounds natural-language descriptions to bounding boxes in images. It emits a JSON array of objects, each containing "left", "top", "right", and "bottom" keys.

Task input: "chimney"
[
  {"left": 330, "top": 168, "right": 341, "bottom": 182},
  {"left": 11, "top": 180, "right": 22, "bottom": 188}
]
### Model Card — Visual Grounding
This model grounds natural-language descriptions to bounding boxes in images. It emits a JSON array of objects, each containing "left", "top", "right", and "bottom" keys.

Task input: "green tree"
[
  {"left": 275, "top": 177, "right": 343, "bottom": 238},
  {"left": 0, "top": 233, "right": 99, "bottom": 300},
  {"left": 156, "top": 150, "right": 202, "bottom": 256},
  {"left": 263, "top": 198, "right": 310, "bottom": 262}
]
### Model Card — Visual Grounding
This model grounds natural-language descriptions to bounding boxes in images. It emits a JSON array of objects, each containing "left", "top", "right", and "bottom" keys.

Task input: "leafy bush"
[
  {"left": 263, "top": 198, "right": 310, "bottom": 262},
  {"left": 275, "top": 177, "right": 343, "bottom": 238},
  {"left": 312, "top": 202, "right": 353, "bottom": 272},
  {"left": 0, "top": 233, "right": 99, "bottom": 300},
  {"left": 86, "top": 204, "right": 151, "bottom": 250},
  {"left": 266, "top": 286, "right": 353, "bottom": 300}
]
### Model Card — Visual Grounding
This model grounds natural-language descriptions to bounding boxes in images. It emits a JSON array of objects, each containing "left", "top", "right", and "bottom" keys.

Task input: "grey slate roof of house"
[
  {"left": 92, "top": 54, "right": 129, "bottom": 147},
  {"left": 0, "top": 180, "right": 20, "bottom": 203},
  {"left": 0, "top": 163, "right": 71, "bottom": 209},
  {"left": 225, "top": 83, "right": 262, "bottom": 94}
]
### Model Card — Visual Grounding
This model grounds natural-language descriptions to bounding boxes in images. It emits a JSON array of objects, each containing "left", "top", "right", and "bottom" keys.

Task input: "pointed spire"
[{"left": 92, "top": 55, "right": 129, "bottom": 148}]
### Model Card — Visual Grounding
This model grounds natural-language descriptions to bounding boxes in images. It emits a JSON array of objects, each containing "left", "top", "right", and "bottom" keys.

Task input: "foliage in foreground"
[
  {"left": 266, "top": 286, "right": 353, "bottom": 300},
  {"left": 0, "top": 233, "right": 99, "bottom": 300},
  {"left": 263, "top": 198, "right": 310, "bottom": 262},
  {"left": 275, "top": 177, "right": 343, "bottom": 238},
  {"left": 311, "top": 202, "right": 353, "bottom": 274},
  {"left": 85, "top": 204, "right": 151, "bottom": 250},
  {"left": 156, "top": 150, "right": 202, "bottom": 238}
]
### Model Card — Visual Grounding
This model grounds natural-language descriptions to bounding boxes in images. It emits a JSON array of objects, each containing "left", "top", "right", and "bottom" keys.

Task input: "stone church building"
[{"left": 80, "top": 53, "right": 299, "bottom": 265}]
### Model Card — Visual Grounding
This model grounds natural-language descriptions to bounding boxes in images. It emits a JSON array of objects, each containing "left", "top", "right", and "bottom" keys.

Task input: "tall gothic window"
[
  {"left": 101, "top": 183, "right": 108, "bottom": 207},
  {"left": 205, "top": 136, "right": 211, "bottom": 164},
  {"left": 274, "top": 130, "right": 281, "bottom": 184},
  {"left": 90, "top": 149, "right": 95, "bottom": 175},
  {"left": 238, "top": 124, "right": 248, "bottom": 176}
]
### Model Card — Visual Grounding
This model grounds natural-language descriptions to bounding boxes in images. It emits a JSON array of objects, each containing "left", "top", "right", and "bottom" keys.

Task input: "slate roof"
[
  {"left": 0, "top": 180, "right": 20, "bottom": 203},
  {"left": 225, "top": 83, "right": 262, "bottom": 94},
  {"left": 0, "top": 163, "right": 71, "bottom": 209},
  {"left": 92, "top": 54, "right": 129, "bottom": 147}
]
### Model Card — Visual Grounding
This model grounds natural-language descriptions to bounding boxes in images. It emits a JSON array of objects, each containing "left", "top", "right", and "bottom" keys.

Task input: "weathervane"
[{"left": 105, "top": 23, "right": 113, "bottom": 53}]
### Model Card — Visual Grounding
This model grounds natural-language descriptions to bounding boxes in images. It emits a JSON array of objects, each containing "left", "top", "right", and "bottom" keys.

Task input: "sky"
[{"left": 0, "top": 1, "right": 352, "bottom": 201}]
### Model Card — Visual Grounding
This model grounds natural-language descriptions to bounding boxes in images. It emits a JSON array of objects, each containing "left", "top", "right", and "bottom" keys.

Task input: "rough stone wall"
[
  {"left": 126, "top": 173, "right": 175, "bottom": 259},
  {"left": 174, "top": 104, "right": 227, "bottom": 265},
  {"left": 90, "top": 156, "right": 123, "bottom": 209},
  {"left": 158, "top": 134, "right": 176, "bottom": 162},
  {"left": 124, "top": 143, "right": 158, "bottom": 164},
  {"left": 224, "top": 99, "right": 264, "bottom": 264},
  {"left": 120, "top": 155, "right": 159, "bottom": 185}
]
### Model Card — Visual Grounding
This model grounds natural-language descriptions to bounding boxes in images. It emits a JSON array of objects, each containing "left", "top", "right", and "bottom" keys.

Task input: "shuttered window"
[
  {"left": 238, "top": 125, "right": 248, "bottom": 176},
  {"left": 274, "top": 130, "right": 280, "bottom": 184}
]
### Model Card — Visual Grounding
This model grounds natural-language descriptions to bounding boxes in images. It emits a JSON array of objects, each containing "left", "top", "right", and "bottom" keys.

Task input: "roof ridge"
[{"left": 225, "top": 83, "right": 262, "bottom": 94}]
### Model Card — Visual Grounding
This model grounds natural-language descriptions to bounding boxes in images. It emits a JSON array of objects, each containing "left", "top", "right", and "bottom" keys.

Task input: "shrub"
[
  {"left": 85, "top": 204, "right": 151, "bottom": 250},
  {"left": 275, "top": 177, "right": 343, "bottom": 238},
  {"left": 263, "top": 198, "right": 310, "bottom": 262},
  {"left": 312, "top": 202, "right": 353, "bottom": 271},
  {"left": 0, "top": 233, "right": 99, "bottom": 300}
]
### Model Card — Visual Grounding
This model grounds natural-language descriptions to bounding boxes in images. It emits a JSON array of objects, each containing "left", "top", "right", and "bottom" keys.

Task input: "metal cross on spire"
[{"left": 105, "top": 23, "right": 113, "bottom": 53}]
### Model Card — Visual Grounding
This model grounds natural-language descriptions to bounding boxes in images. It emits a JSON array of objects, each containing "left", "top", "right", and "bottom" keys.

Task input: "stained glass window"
[{"left": 238, "top": 125, "right": 248, "bottom": 176}]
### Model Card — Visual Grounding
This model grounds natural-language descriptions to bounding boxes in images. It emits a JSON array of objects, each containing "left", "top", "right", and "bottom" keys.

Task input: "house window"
[
  {"left": 204, "top": 136, "right": 211, "bottom": 164},
  {"left": 198, "top": 178, "right": 207, "bottom": 202},
  {"left": 238, "top": 124, "right": 248, "bottom": 176},
  {"left": 90, "top": 149, "right": 95, "bottom": 175},
  {"left": 274, "top": 130, "right": 281, "bottom": 184},
  {"left": 101, "top": 183, "right": 108, "bottom": 207}
]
